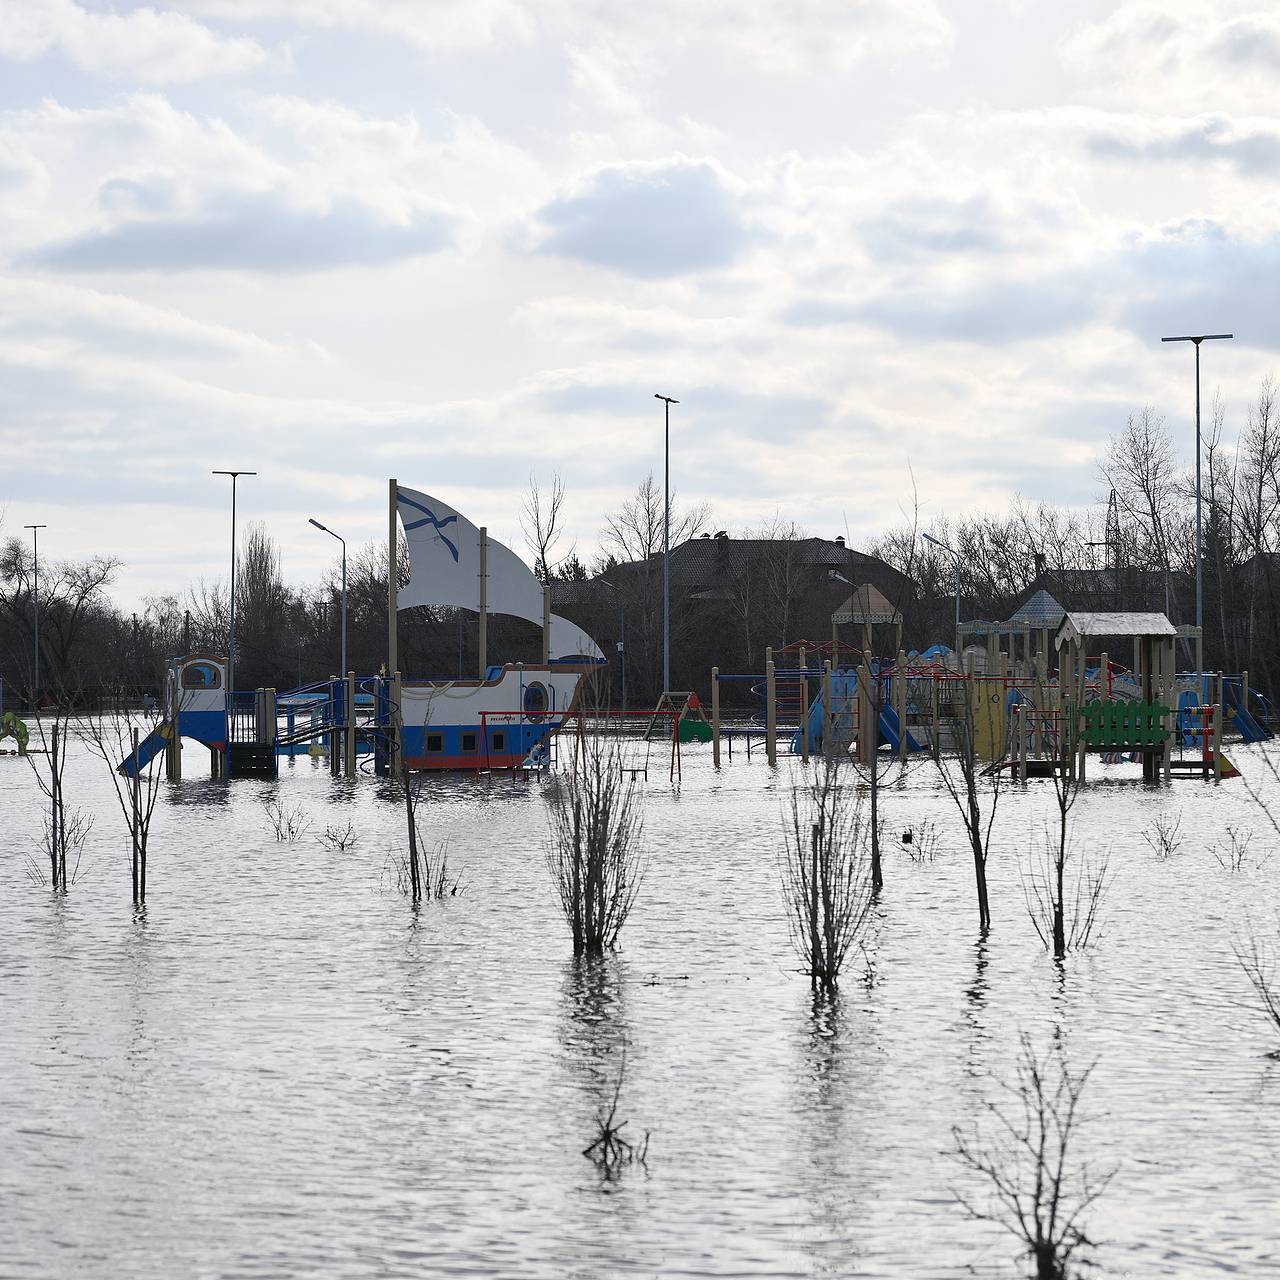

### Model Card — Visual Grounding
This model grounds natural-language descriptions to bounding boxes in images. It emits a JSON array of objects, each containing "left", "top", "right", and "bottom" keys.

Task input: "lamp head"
[{"left": 308, "top": 518, "right": 326, "bottom": 532}]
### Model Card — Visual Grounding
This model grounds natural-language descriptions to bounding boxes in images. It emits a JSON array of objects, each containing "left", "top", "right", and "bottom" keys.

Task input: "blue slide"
[
  {"left": 117, "top": 726, "right": 170, "bottom": 776},
  {"left": 792, "top": 681, "right": 923, "bottom": 754}
]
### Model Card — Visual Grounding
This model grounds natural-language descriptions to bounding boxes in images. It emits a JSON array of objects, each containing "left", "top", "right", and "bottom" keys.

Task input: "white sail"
[{"left": 396, "top": 484, "right": 603, "bottom": 662}]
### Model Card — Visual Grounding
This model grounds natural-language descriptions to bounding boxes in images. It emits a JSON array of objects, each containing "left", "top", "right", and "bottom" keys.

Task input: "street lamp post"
[
  {"left": 923, "top": 533, "right": 962, "bottom": 653},
  {"left": 23, "top": 523, "right": 46, "bottom": 703},
  {"left": 212, "top": 470, "right": 256, "bottom": 705},
  {"left": 654, "top": 393, "right": 678, "bottom": 694},
  {"left": 1162, "top": 332, "right": 1232, "bottom": 676},
  {"left": 308, "top": 518, "right": 347, "bottom": 679}
]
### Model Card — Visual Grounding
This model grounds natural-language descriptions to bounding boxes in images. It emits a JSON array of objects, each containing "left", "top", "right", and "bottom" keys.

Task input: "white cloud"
[
  {"left": 1062, "top": 3, "right": 1280, "bottom": 111},
  {"left": 0, "top": 0, "right": 267, "bottom": 83}
]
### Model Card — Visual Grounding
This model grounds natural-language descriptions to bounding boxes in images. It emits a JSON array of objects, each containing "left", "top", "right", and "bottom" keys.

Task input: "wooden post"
[
  {"left": 388, "top": 478, "right": 398, "bottom": 680},
  {"left": 478, "top": 526, "right": 489, "bottom": 679},
  {"left": 766, "top": 647, "right": 777, "bottom": 766},
  {"left": 166, "top": 673, "right": 181, "bottom": 782},
  {"left": 930, "top": 672, "right": 940, "bottom": 761},
  {"left": 823, "top": 660, "right": 833, "bottom": 757},
  {"left": 711, "top": 666, "right": 721, "bottom": 768},
  {"left": 131, "top": 726, "right": 141, "bottom": 902},
  {"left": 329, "top": 677, "right": 340, "bottom": 776},
  {"left": 1213, "top": 671, "right": 1223, "bottom": 784},
  {"left": 810, "top": 822, "right": 820, "bottom": 986},
  {"left": 542, "top": 583, "right": 551, "bottom": 665},
  {"left": 800, "top": 645, "right": 810, "bottom": 763},
  {"left": 392, "top": 670, "right": 403, "bottom": 774},
  {"left": 345, "top": 672, "right": 357, "bottom": 776},
  {"left": 895, "top": 650, "right": 907, "bottom": 764}
]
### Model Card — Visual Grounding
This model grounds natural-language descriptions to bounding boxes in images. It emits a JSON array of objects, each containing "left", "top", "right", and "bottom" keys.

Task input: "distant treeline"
[{"left": 4, "top": 379, "right": 1279, "bottom": 707}]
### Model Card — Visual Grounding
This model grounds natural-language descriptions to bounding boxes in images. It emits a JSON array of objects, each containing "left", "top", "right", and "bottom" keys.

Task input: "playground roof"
[
  {"left": 1054, "top": 611, "right": 1177, "bottom": 647},
  {"left": 1007, "top": 589, "right": 1065, "bottom": 627},
  {"left": 833, "top": 583, "right": 901, "bottom": 625}
]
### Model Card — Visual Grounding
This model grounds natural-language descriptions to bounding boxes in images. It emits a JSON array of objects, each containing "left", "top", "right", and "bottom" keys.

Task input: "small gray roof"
[
  {"left": 1055, "top": 611, "right": 1177, "bottom": 647},
  {"left": 1007, "top": 589, "right": 1066, "bottom": 627}
]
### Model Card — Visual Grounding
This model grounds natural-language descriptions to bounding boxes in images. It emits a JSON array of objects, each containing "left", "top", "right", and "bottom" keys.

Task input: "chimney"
[
  {"left": 714, "top": 530, "right": 728, "bottom": 540},
  {"left": 835, "top": 535, "right": 845, "bottom": 547},
  {"left": 1034, "top": 551, "right": 1046, "bottom": 578}
]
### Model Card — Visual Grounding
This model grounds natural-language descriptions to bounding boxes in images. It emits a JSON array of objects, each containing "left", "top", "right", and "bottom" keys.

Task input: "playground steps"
[{"left": 228, "top": 742, "right": 277, "bottom": 779}]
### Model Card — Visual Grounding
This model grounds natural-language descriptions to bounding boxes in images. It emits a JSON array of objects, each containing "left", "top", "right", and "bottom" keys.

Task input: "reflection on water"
[{"left": 2, "top": 738, "right": 1280, "bottom": 1277}]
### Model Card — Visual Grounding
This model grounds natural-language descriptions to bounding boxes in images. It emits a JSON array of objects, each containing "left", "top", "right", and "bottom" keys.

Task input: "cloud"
[
  {"left": 1062, "top": 3, "right": 1280, "bottom": 111},
  {"left": 529, "top": 159, "right": 754, "bottom": 278},
  {"left": 784, "top": 275, "right": 1095, "bottom": 344},
  {"left": 0, "top": 0, "right": 267, "bottom": 83},
  {"left": 1086, "top": 114, "right": 1280, "bottom": 176},
  {"left": 188, "top": 0, "right": 535, "bottom": 54},
  {"left": 23, "top": 190, "right": 456, "bottom": 274},
  {"left": 1119, "top": 221, "right": 1280, "bottom": 349}
]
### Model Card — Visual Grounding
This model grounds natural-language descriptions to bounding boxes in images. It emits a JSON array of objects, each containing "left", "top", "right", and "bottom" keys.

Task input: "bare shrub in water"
[
  {"left": 318, "top": 820, "right": 358, "bottom": 852},
  {"left": 389, "top": 839, "right": 461, "bottom": 899},
  {"left": 1212, "top": 826, "right": 1257, "bottom": 872},
  {"left": 545, "top": 733, "right": 645, "bottom": 956},
  {"left": 1141, "top": 811, "right": 1183, "bottom": 860},
  {"left": 952, "top": 1034, "right": 1114, "bottom": 1280},
  {"left": 780, "top": 755, "right": 875, "bottom": 990},
  {"left": 900, "top": 819, "right": 940, "bottom": 864},
  {"left": 262, "top": 798, "right": 311, "bottom": 842},
  {"left": 1233, "top": 921, "right": 1280, "bottom": 1049}
]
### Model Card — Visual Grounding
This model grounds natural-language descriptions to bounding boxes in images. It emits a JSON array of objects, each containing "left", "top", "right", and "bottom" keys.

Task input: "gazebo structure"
[
  {"left": 1054, "top": 611, "right": 1180, "bottom": 783},
  {"left": 832, "top": 583, "right": 902, "bottom": 656}
]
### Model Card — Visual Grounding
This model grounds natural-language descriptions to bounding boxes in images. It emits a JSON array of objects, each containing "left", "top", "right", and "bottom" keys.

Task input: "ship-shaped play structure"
[{"left": 123, "top": 482, "right": 604, "bottom": 778}]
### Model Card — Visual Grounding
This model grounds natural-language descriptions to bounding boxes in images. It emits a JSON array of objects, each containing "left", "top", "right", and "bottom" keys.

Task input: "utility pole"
[
  {"left": 212, "top": 470, "right": 256, "bottom": 704},
  {"left": 654, "top": 393, "right": 678, "bottom": 693},
  {"left": 1162, "top": 333, "right": 1232, "bottom": 674},
  {"left": 24, "top": 524, "right": 46, "bottom": 703}
]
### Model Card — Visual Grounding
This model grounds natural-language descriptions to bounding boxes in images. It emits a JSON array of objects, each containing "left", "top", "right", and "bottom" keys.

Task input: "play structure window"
[
  {"left": 181, "top": 663, "right": 221, "bottom": 689},
  {"left": 492, "top": 731, "right": 506, "bottom": 752},
  {"left": 523, "top": 681, "right": 549, "bottom": 721},
  {"left": 426, "top": 733, "right": 443, "bottom": 753},
  {"left": 461, "top": 732, "right": 478, "bottom": 753}
]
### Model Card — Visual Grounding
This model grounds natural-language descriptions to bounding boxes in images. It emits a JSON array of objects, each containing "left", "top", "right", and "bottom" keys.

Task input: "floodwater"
[{"left": 3, "top": 730, "right": 1279, "bottom": 1279}]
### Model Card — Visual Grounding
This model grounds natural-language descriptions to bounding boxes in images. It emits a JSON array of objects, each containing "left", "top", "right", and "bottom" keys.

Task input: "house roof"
[
  {"left": 609, "top": 534, "right": 911, "bottom": 592},
  {"left": 1054, "top": 611, "right": 1177, "bottom": 647}
]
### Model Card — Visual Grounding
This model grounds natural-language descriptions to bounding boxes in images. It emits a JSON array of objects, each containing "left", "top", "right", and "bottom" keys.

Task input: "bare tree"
[
  {"left": 545, "top": 733, "right": 646, "bottom": 955},
  {"left": 25, "top": 701, "right": 87, "bottom": 891},
  {"left": 780, "top": 755, "right": 875, "bottom": 989},
  {"left": 952, "top": 1034, "right": 1114, "bottom": 1280},
  {"left": 936, "top": 689, "right": 1001, "bottom": 930},
  {"left": 522, "top": 471, "right": 572, "bottom": 583},
  {"left": 81, "top": 694, "right": 171, "bottom": 906}
]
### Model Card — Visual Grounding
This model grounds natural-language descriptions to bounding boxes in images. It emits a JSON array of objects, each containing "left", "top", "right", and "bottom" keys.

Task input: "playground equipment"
[
  {"left": 120, "top": 484, "right": 608, "bottom": 780},
  {"left": 0, "top": 711, "right": 29, "bottom": 754},
  {"left": 705, "top": 612, "right": 1252, "bottom": 785}
]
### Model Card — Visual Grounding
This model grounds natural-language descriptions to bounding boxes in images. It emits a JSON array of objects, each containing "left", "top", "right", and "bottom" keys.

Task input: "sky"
[{"left": 2, "top": 0, "right": 1277, "bottom": 606}]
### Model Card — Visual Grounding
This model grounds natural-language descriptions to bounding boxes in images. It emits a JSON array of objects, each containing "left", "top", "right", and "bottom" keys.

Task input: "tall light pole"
[
  {"left": 1162, "top": 332, "right": 1232, "bottom": 674},
  {"left": 308, "top": 518, "right": 347, "bottom": 679},
  {"left": 24, "top": 523, "right": 46, "bottom": 703},
  {"left": 923, "top": 532, "right": 962, "bottom": 651},
  {"left": 212, "top": 470, "right": 255, "bottom": 702},
  {"left": 654, "top": 393, "right": 678, "bottom": 694}
]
